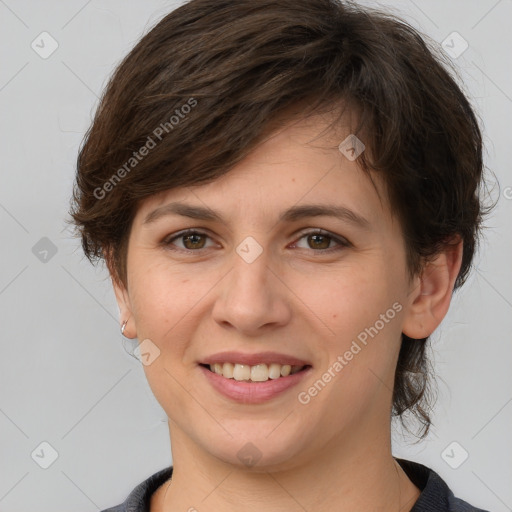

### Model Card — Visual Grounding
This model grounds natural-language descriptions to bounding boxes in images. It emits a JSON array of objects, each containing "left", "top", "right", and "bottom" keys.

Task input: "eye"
[
  {"left": 162, "top": 228, "right": 350, "bottom": 253},
  {"left": 162, "top": 229, "right": 216, "bottom": 251},
  {"left": 291, "top": 229, "right": 350, "bottom": 252}
]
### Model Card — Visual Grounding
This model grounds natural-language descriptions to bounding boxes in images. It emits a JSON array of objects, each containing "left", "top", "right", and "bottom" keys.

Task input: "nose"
[{"left": 211, "top": 244, "right": 292, "bottom": 336}]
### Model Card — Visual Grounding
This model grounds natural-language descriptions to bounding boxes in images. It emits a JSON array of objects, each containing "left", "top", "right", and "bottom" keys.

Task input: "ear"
[
  {"left": 104, "top": 249, "right": 136, "bottom": 339},
  {"left": 402, "top": 238, "right": 463, "bottom": 339}
]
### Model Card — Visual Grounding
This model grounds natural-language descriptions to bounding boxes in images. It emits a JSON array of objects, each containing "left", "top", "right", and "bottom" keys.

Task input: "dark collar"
[{"left": 102, "top": 459, "right": 489, "bottom": 512}]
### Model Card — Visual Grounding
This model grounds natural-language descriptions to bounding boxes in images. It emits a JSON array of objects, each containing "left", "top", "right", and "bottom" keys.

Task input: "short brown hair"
[{"left": 70, "top": 0, "right": 487, "bottom": 437}]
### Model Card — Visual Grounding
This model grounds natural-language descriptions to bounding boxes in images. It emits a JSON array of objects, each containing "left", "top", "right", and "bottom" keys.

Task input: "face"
[{"left": 114, "top": 113, "right": 426, "bottom": 471}]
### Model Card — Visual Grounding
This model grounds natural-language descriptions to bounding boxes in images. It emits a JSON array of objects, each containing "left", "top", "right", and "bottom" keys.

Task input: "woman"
[{"left": 70, "top": 0, "right": 490, "bottom": 510}]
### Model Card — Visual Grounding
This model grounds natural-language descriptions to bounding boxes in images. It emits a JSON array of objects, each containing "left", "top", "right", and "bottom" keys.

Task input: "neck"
[{"left": 151, "top": 420, "right": 420, "bottom": 512}]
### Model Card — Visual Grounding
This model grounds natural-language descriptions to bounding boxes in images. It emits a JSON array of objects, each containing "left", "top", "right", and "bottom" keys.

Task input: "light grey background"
[{"left": 0, "top": 1, "right": 510, "bottom": 511}]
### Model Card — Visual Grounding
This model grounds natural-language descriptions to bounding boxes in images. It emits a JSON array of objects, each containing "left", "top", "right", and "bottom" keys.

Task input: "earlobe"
[
  {"left": 111, "top": 276, "right": 136, "bottom": 338},
  {"left": 402, "top": 238, "right": 463, "bottom": 339},
  {"left": 103, "top": 248, "right": 136, "bottom": 338}
]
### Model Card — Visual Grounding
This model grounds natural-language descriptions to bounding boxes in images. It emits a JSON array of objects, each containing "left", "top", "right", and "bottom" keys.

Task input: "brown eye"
[
  {"left": 163, "top": 230, "right": 214, "bottom": 251},
  {"left": 307, "top": 233, "right": 332, "bottom": 250},
  {"left": 293, "top": 229, "right": 350, "bottom": 252},
  {"left": 181, "top": 232, "right": 207, "bottom": 250}
]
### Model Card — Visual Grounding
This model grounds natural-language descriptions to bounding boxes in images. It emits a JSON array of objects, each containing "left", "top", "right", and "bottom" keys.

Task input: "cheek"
[
  {"left": 128, "top": 257, "right": 197, "bottom": 334},
  {"left": 298, "top": 262, "right": 398, "bottom": 339},
  {"left": 306, "top": 262, "right": 405, "bottom": 393},
  {"left": 128, "top": 261, "right": 202, "bottom": 415}
]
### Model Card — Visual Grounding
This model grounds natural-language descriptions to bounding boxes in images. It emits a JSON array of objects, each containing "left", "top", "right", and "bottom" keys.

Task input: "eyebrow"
[{"left": 143, "top": 202, "right": 371, "bottom": 229}]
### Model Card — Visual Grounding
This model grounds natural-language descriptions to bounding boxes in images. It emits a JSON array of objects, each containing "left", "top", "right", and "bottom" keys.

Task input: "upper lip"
[{"left": 200, "top": 351, "right": 311, "bottom": 367}]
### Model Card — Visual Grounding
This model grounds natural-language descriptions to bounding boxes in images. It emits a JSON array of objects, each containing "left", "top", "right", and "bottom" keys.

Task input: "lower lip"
[{"left": 199, "top": 365, "right": 312, "bottom": 404}]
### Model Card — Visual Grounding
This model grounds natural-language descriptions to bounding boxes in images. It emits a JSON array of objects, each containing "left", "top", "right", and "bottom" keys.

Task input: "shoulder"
[
  {"left": 397, "top": 458, "right": 490, "bottom": 512},
  {"left": 100, "top": 465, "right": 173, "bottom": 512}
]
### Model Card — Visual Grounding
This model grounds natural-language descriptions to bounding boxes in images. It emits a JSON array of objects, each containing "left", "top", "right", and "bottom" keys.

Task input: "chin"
[{"left": 202, "top": 428, "right": 311, "bottom": 472}]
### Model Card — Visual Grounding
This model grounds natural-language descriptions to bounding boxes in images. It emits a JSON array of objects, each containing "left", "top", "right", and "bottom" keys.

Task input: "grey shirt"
[{"left": 101, "top": 458, "right": 490, "bottom": 512}]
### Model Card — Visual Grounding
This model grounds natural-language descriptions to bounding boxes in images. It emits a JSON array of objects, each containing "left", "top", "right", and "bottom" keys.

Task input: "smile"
[
  {"left": 205, "top": 362, "right": 307, "bottom": 382},
  {"left": 199, "top": 363, "right": 312, "bottom": 404}
]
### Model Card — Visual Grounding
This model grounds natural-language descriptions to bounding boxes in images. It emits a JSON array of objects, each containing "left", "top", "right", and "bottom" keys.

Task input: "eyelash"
[{"left": 161, "top": 228, "right": 351, "bottom": 254}]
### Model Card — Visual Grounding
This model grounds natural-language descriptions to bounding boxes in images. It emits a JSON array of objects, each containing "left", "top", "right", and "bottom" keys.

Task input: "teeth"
[
  {"left": 222, "top": 362, "right": 234, "bottom": 378},
  {"left": 251, "top": 364, "right": 268, "bottom": 382},
  {"left": 208, "top": 362, "right": 305, "bottom": 381},
  {"left": 233, "top": 364, "right": 251, "bottom": 381},
  {"left": 268, "top": 363, "right": 282, "bottom": 379}
]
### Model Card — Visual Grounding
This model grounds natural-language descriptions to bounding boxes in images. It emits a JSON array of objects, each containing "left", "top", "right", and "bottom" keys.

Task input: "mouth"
[
  {"left": 200, "top": 362, "right": 311, "bottom": 382},
  {"left": 199, "top": 361, "right": 313, "bottom": 404}
]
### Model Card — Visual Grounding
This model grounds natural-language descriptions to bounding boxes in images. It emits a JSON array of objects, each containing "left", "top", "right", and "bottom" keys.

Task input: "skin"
[{"left": 111, "top": 112, "right": 462, "bottom": 512}]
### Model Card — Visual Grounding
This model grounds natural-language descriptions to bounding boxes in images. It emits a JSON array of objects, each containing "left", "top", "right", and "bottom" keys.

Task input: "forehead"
[{"left": 134, "top": 113, "right": 391, "bottom": 229}]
